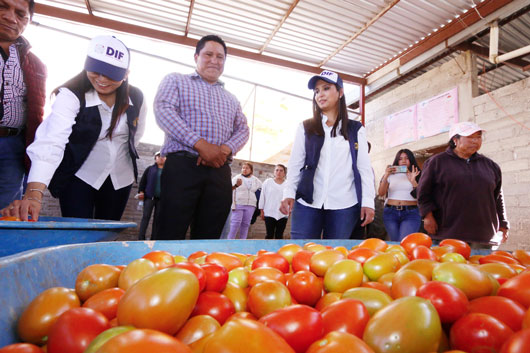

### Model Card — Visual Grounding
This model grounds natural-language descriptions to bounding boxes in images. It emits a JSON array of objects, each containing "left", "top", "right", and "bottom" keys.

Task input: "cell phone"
[{"left": 395, "top": 166, "right": 408, "bottom": 173}]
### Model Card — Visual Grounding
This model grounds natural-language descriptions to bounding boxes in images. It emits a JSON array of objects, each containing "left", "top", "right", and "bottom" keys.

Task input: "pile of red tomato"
[{"left": 2, "top": 233, "right": 530, "bottom": 353}]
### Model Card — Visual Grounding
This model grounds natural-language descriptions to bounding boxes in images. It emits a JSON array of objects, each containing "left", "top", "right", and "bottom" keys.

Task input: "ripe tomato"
[
  {"left": 479, "top": 262, "right": 518, "bottom": 281},
  {"left": 390, "top": 269, "right": 427, "bottom": 299},
  {"left": 400, "top": 232, "right": 432, "bottom": 254},
  {"left": 512, "top": 250, "right": 530, "bottom": 267},
  {"left": 323, "top": 259, "right": 363, "bottom": 293},
  {"left": 500, "top": 328, "right": 530, "bottom": 353},
  {"left": 95, "top": 328, "right": 192, "bottom": 352},
  {"left": 398, "top": 259, "right": 437, "bottom": 280},
  {"left": 205, "top": 252, "right": 243, "bottom": 271},
  {"left": 278, "top": 244, "right": 303, "bottom": 264},
  {"left": 321, "top": 299, "right": 369, "bottom": 338},
  {"left": 416, "top": 281, "right": 468, "bottom": 323},
  {"left": 410, "top": 245, "right": 438, "bottom": 261},
  {"left": 439, "top": 239, "right": 471, "bottom": 259},
  {"left": 248, "top": 267, "right": 285, "bottom": 286},
  {"left": 142, "top": 250, "right": 175, "bottom": 270},
  {"left": 188, "top": 250, "right": 208, "bottom": 263},
  {"left": 287, "top": 270, "right": 323, "bottom": 306},
  {"left": 82, "top": 287, "right": 125, "bottom": 320},
  {"left": 118, "top": 258, "right": 157, "bottom": 291},
  {"left": 17, "top": 287, "right": 80, "bottom": 345},
  {"left": 450, "top": 313, "right": 513, "bottom": 353},
  {"left": 47, "top": 307, "right": 110, "bottom": 353},
  {"left": 468, "top": 296, "right": 526, "bottom": 331},
  {"left": 498, "top": 271, "right": 530, "bottom": 307},
  {"left": 432, "top": 262, "right": 493, "bottom": 300},
  {"left": 306, "top": 331, "right": 375, "bottom": 353},
  {"left": 292, "top": 250, "right": 314, "bottom": 272},
  {"left": 315, "top": 292, "right": 342, "bottom": 311},
  {"left": 347, "top": 248, "right": 379, "bottom": 265},
  {"left": 363, "top": 253, "right": 400, "bottom": 281},
  {"left": 479, "top": 254, "right": 521, "bottom": 265},
  {"left": 75, "top": 264, "right": 121, "bottom": 302},
  {"left": 360, "top": 282, "right": 392, "bottom": 296},
  {"left": 203, "top": 318, "right": 295, "bottom": 353},
  {"left": 310, "top": 249, "right": 346, "bottom": 277},
  {"left": 191, "top": 291, "right": 236, "bottom": 325},
  {"left": 363, "top": 297, "right": 442, "bottom": 353},
  {"left": 342, "top": 287, "right": 392, "bottom": 317},
  {"left": 358, "top": 238, "right": 388, "bottom": 252},
  {"left": 260, "top": 304, "right": 324, "bottom": 353},
  {"left": 117, "top": 268, "right": 199, "bottom": 335},
  {"left": 173, "top": 261, "right": 207, "bottom": 292},
  {"left": 0, "top": 344, "right": 44, "bottom": 353},
  {"left": 175, "top": 315, "right": 220, "bottom": 345},
  {"left": 201, "top": 262, "right": 229, "bottom": 292},
  {"left": 252, "top": 252, "right": 290, "bottom": 273},
  {"left": 248, "top": 280, "right": 291, "bottom": 318}
]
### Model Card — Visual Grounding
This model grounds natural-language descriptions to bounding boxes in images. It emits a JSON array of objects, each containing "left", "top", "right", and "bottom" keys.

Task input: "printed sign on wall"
[{"left": 383, "top": 106, "right": 417, "bottom": 148}]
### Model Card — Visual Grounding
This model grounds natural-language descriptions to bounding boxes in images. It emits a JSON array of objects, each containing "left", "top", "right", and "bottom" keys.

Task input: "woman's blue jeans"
[
  {"left": 383, "top": 205, "right": 421, "bottom": 242},
  {"left": 291, "top": 202, "right": 360, "bottom": 239}
]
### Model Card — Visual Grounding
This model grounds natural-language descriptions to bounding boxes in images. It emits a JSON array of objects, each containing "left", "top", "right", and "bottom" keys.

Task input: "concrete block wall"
[
  {"left": 38, "top": 143, "right": 290, "bottom": 241},
  {"left": 364, "top": 50, "right": 529, "bottom": 250}
]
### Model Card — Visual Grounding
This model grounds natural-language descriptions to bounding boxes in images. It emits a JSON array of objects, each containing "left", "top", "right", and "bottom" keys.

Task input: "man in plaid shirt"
[{"left": 154, "top": 34, "right": 249, "bottom": 240}]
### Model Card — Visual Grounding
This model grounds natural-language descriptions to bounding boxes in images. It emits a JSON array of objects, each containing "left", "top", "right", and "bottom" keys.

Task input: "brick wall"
[
  {"left": 364, "top": 51, "right": 530, "bottom": 250},
  {"left": 38, "top": 143, "right": 290, "bottom": 241}
]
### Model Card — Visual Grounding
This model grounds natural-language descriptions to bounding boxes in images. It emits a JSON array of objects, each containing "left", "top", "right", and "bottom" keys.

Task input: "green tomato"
[
  {"left": 84, "top": 325, "right": 135, "bottom": 353},
  {"left": 324, "top": 259, "right": 363, "bottom": 293},
  {"left": 342, "top": 287, "right": 392, "bottom": 317},
  {"left": 363, "top": 253, "right": 400, "bottom": 281},
  {"left": 228, "top": 267, "right": 249, "bottom": 288},
  {"left": 363, "top": 296, "right": 442, "bottom": 353},
  {"left": 440, "top": 252, "right": 466, "bottom": 263},
  {"left": 432, "top": 262, "right": 493, "bottom": 300}
]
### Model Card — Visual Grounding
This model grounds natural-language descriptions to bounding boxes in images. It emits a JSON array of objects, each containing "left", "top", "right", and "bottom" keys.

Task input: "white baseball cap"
[
  {"left": 308, "top": 70, "right": 344, "bottom": 89},
  {"left": 448, "top": 122, "right": 484, "bottom": 139},
  {"left": 84, "top": 35, "right": 130, "bottom": 81}
]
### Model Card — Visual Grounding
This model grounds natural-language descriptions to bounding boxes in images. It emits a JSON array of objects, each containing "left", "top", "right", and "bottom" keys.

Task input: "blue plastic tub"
[
  {"left": 0, "top": 239, "right": 492, "bottom": 345},
  {"left": 0, "top": 216, "right": 136, "bottom": 257}
]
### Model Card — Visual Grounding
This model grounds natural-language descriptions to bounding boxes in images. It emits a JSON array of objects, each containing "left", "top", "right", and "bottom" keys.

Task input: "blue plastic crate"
[{"left": 0, "top": 216, "right": 136, "bottom": 257}]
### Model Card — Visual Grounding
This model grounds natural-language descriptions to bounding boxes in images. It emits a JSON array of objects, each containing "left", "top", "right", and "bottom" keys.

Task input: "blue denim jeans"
[
  {"left": 291, "top": 202, "right": 360, "bottom": 239},
  {"left": 383, "top": 205, "right": 421, "bottom": 242},
  {"left": 0, "top": 134, "right": 25, "bottom": 209}
]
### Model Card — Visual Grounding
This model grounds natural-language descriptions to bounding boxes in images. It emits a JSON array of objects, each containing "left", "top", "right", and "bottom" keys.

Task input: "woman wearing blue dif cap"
[
  {"left": 1, "top": 35, "right": 147, "bottom": 221},
  {"left": 280, "top": 70, "right": 375, "bottom": 239}
]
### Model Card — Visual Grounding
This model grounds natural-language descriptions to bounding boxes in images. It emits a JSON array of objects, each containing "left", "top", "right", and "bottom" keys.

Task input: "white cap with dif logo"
[
  {"left": 448, "top": 121, "right": 484, "bottom": 140},
  {"left": 84, "top": 35, "right": 130, "bottom": 81}
]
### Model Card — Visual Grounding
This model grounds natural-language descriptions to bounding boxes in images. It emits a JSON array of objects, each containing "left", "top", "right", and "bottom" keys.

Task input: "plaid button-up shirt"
[
  {"left": 0, "top": 43, "right": 27, "bottom": 129},
  {"left": 154, "top": 71, "right": 249, "bottom": 157}
]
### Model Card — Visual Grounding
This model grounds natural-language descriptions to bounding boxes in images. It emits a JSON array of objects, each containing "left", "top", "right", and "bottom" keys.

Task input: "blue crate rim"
[{"left": 0, "top": 216, "right": 136, "bottom": 229}]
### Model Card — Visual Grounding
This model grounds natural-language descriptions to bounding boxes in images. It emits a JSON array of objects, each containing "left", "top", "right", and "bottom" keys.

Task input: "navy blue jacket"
[
  {"left": 296, "top": 119, "right": 363, "bottom": 206},
  {"left": 48, "top": 86, "right": 143, "bottom": 198},
  {"left": 138, "top": 164, "right": 160, "bottom": 199}
]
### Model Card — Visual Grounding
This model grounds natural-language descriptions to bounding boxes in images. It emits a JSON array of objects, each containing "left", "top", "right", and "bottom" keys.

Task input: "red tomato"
[
  {"left": 96, "top": 328, "right": 192, "bottom": 352},
  {"left": 390, "top": 269, "right": 428, "bottom": 299},
  {"left": 321, "top": 299, "right": 369, "bottom": 338},
  {"left": 259, "top": 304, "right": 324, "bottom": 353},
  {"left": 468, "top": 296, "right": 526, "bottom": 331},
  {"left": 75, "top": 264, "right": 121, "bottom": 302},
  {"left": 248, "top": 267, "right": 286, "bottom": 286},
  {"left": 500, "top": 328, "right": 530, "bottom": 353},
  {"left": 190, "top": 291, "right": 236, "bottom": 325},
  {"left": 479, "top": 254, "right": 521, "bottom": 265},
  {"left": 17, "top": 287, "right": 80, "bottom": 345},
  {"left": 410, "top": 245, "right": 438, "bottom": 261},
  {"left": 315, "top": 292, "right": 342, "bottom": 311},
  {"left": 498, "top": 271, "right": 530, "bottom": 307},
  {"left": 142, "top": 250, "right": 175, "bottom": 270},
  {"left": 306, "top": 331, "right": 375, "bottom": 353},
  {"left": 450, "top": 313, "right": 513, "bottom": 353},
  {"left": 173, "top": 262, "right": 206, "bottom": 292},
  {"left": 292, "top": 250, "right": 314, "bottom": 272},
  {"left": 82, "top": 287, "right": 125, "bottom": 320},
  {"left": 174, "top": 315, "right": 220, "bottom": 345},
  {"left": 203, "top": 318, "right": 295, "bottom": 353},
  {"left": 361, "top": 282, "right": 392, "bottom": 296},
  {"left": 47, "top": 307, "right": 110, "bottom": 353},
  {"left": 248, "top": 280, "right": 291, "bottom": 318},
  {"left": 226, "top": 311, "right": 257, "bottom": 322},
  {"left": 439, "top": 239, "right": 471, "bottom": 259},
  {"left": 416, "top": 281, "right": 468, "bottom": 323},
  {"left": 512, "top": 250, "right": 530, "bottom": 267},
  {"left": 200, "top": 262, "right": 229, "bottom": 292},
  {"left": 117, "top": 258, "right": 157, "bottom": 291},
  {"left": 278, "top": 244, "right": 303, "bottom": 264},
  {"left": 205, "top": 252, "right": 243, "bottom": 271},
  {"left": 400, "top": 232, "right": 432, "bottom": 255},
  {"left": 310, "top": 249, "right": 346, "bottom": 277},
  {"left": 252, "top": 252, "right": 290, "bottom": 273},
  {"left": 358, "top": 238, "right": 388, "bottom": 252},
  {"left": 188, "top": 251, "right": 208, "bottom": 263},
  {"left": 347, "top": 248, "right": 379, "bottom": 265},
  {"left": 287, "top": 270, "right": 323, "bottom": 306},
  {"left": 0, "top": 344, "right": 44, "bottom": 353}
]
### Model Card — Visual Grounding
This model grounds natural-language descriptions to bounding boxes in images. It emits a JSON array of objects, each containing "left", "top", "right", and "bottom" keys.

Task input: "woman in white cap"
[
  {"left": 1, "top": 35, "right": 146, "bottom": 221},
  {"left": 417, "top": 121, "right": 509, "bottom": 246},
  {"left": 280, "top": 70, "right": 375, "bottom": 239}
]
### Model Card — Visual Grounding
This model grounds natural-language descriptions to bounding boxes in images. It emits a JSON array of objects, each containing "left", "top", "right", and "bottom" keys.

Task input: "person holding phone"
[{"left": 378, "top": 149, "right": 421, "bottom": 241}]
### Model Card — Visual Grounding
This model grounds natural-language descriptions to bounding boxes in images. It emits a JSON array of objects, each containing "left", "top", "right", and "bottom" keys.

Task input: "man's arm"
[{"left": 222, "top": 103, "right": 250, "bottom": 156}]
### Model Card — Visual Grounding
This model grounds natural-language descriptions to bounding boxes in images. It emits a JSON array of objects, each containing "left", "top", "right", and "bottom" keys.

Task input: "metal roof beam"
[
  {"left": 318, "top": 0, "right": 401, "bottom": 67},
  {"left": 33, "top": 3, "right": 366, "bottom": 85},
  {"left": 184, "top": 0, "right": 195, "bottom": 37},
  {"left": 84, "top": 0, "right": 93, "bottom": 15},
  {"left": 259, "top": 0, "right": 299, "bottom": 54}
]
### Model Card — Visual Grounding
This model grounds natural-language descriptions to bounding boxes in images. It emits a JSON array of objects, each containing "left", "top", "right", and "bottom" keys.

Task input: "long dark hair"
[
  {"left": 305, "top": 81, "right": 349, "bottom": 140},
  {"left": 392, "top": 149, "right": 421, "bottom": 179},
  {"left": 52, "top": 70, "right": 130, "bottom": 139}
]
